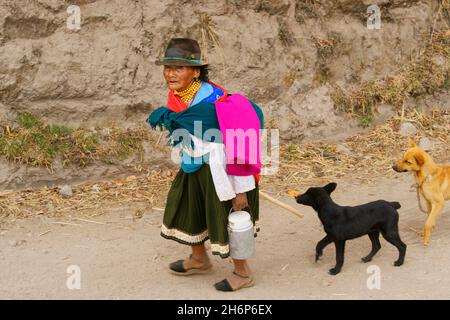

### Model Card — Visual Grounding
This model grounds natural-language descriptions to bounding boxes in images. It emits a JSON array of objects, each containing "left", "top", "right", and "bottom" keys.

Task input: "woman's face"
[{"left": 163, "top": 66, "right": 200, "bottom": 91}]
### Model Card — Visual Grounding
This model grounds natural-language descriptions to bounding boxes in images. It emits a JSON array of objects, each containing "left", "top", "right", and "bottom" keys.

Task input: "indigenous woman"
[{"left": 148, "top": 38, "right": 263, "bottom": 291}]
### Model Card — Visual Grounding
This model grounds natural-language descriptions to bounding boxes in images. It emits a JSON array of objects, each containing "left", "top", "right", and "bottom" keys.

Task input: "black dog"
[{"left": 295, "top": 183, "right": 406, "bottom": 275}]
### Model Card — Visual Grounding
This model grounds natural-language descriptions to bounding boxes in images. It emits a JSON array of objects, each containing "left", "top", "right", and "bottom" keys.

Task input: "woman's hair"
[{"left": 196, "top": 65, "right": 210, "bottom": 82}]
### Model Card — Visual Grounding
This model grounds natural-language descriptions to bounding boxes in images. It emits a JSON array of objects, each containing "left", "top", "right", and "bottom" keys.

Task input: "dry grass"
[
  {"left": 278, "top": 20, "right": 294, "bottom": 47},
  {"left": 313, "top": 35, "right": 335, "bottom": 58},
  {"left": 332, "top": 31, "right": 450, "bottom": 122},
  {"left": 198, "top": 13, "right": 225, "bottom": 68},
  {"left": 0, "top": 112, "right": 154, "bottom": 170},
  {"left": 295, "top": 0, "right": 319, "bottom": 24},
  {"left": 0, "top": 169, "right": 174, "bottom": 222}
]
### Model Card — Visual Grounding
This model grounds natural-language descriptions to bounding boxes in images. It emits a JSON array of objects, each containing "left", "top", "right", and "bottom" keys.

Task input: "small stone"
[
  {"left": 42, "top": 249, "right": 49, "bottom": 254},
  {"left": 101, "top": 128, "right": 112, "bottom": 136},
  {"left": 133, "top": 209, "right": 144, "bottom": 219},
  {"left": 336, "top": 144, "right": 352, "bottom": 155},
  {"left": 46, "top": 203, "right": 55, "bottom": 213},
  {"left": 9, "top": 239, "right": 26, "bottom": 247},
  {"left": 399, "top": 122, "right": 417, "bottom": 136},
  {"left": 59, "top": 184, "right": 73, "bottom": 197},
  {"left": 92, "top": 184, "right": 100, "bottom": 192},
  {"left": 419, "top": 137, "right": 432, "bottom": 151},
  {"left": 377, "top": 104, "right": 395, "bottom": 114},
  {"left": 432, "top": 55, "right": 446, "bottom": 67},
  {"left": 126, "top": 175, "right": 137, "bottom": 183},
  {"left": 322, "top": 280, "right": 332, "bottom": 287}
]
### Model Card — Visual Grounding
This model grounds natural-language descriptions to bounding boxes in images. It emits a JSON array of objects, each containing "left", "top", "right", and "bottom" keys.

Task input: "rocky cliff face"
[{"left": 0, "top": 0, "right": 445, "bottom": 141}]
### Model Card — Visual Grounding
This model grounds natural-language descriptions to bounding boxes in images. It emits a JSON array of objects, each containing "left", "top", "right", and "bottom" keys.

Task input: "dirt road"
[{"left": 1, "top": 174, "right": 450, "bottom": 299}]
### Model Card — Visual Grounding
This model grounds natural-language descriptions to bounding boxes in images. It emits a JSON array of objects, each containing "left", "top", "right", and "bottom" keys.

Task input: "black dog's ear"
[{"left": 323, "top": 182, "right": 337, "bottom": 194}]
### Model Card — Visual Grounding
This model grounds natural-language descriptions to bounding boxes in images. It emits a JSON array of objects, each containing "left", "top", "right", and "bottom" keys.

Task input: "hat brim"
[{"left": 155, "top": 59, "right": 208, "bottom": 67}]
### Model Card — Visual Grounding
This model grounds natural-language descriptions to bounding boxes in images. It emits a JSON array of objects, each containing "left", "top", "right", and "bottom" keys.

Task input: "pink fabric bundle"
[{"left": 215, "top": 94, "right": 261, "bottom": 176}]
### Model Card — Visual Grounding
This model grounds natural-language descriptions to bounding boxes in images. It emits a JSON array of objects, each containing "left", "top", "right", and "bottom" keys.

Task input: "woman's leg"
[
  {"left": 182, "top": 244, "right": 210, "bottom": 269},
  {"left": 214, "top": 259, "right": 253, "bottom": 291},
  {"left": 233, "top": 259, "right": 252, "bottom": 276},
  {"left": 192, "top": 244, "right": 208, "bottom": 260},
  {"left": 229, "top": 259, "right": 253, "bottom": 287}
]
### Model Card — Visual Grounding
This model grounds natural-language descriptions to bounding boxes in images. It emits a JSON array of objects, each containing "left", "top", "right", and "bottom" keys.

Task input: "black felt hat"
[{"left": 155, "top": 38, "right": 208, "bottom": 67}]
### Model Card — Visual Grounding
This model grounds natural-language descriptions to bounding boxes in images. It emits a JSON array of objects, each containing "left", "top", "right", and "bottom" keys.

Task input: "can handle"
[{"left": 229, "top": 206, "right": 253, "bottom": 216}]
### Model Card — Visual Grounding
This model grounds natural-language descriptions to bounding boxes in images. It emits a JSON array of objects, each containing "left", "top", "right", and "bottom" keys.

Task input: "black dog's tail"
[{"left": 389, "top": 202, "right": 401, "bottom": 209}]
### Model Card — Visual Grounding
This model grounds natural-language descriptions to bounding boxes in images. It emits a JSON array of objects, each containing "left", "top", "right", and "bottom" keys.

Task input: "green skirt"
[{"left": 161, "top": 164, "right": 259, "bottom": 258}]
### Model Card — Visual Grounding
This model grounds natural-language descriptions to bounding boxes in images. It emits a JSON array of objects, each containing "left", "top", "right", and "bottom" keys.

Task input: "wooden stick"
[
  {"left": 0, "top": 190, "right": 14, "bottom": 197},
  {"left": 259, "top": 190, "right": 304, "bottom": 219},
  {"left": 409, "top": 226, "right": 420, "bottom": 234},
  {"left": 72, "top": 218, "right": 108, "bottom": 225},
  {"left": 51, "top": 221, "right": 82, "bottom": 227},
  {"left": 153, "top": 192, "right": 304, "bottom": 219},
  {"left": 155, "top": 132, "right": 164, "bottom": 146}
]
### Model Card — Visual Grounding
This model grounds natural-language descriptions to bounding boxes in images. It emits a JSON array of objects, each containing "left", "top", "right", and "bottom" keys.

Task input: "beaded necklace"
[{"left": 174, "top": 80, "right": 202, "bottom": 105}]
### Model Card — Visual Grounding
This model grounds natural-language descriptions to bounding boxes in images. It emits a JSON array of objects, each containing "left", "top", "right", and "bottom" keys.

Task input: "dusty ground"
[{"left": 1, "top": 173, "right": 450, "bottom": 300}]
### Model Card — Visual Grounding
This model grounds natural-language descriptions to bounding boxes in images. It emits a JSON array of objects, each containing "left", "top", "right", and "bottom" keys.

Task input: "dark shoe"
[
  {"left": 169, "top": 254, "right": 212, "bottom": 276},
  {"left": 214, "top": 271, "right": 254, "bottom": 292}
]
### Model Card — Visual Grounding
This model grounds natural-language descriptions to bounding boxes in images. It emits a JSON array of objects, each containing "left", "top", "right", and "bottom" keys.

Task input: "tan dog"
[{"left": 393, "top": 140, "right": 450, "bottom": 245}]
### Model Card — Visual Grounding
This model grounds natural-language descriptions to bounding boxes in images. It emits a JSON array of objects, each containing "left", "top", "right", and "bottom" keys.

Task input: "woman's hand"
[{"left": 231, "top": 193, "right": 249, "bottom": 211}]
